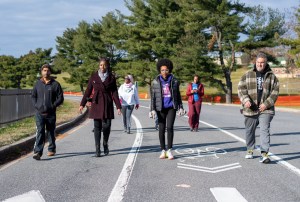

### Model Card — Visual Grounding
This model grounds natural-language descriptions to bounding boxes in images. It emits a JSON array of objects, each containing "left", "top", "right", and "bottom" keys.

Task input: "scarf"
[{"left": 98, "top": 70, "right": 108, "bottom": 82}]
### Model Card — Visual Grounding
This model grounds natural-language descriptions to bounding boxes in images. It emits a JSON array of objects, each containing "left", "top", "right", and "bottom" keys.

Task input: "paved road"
[{"left": 1, "top": 97, "right": 299, "bottom": 202}]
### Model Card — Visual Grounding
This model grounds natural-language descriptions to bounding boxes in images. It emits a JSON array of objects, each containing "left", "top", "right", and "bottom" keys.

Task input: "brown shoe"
[{"left": 47, "top": 151, "right": 56, "bottom": 156}]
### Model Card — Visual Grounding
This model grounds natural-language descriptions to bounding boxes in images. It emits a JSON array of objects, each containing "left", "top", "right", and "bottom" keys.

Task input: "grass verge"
[{"left": 0, "top": 99, "right": 80, "bottom": 148}]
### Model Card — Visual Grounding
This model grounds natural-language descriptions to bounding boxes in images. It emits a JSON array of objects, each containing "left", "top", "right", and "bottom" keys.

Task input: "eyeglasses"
[{"left": 160, "top": 69, "right": 169, "bottom": 72}]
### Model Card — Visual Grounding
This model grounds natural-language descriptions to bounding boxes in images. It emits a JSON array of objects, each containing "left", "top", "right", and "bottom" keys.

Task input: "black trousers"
[
  {"left": 33, "top": 113, "right": 56, "bottom": 156},
  {"left": 94, "top": 119, "right": 111, "bottom": 148},
  {"left": 156, "top": 108, "right": 176, "bottom": 150}
]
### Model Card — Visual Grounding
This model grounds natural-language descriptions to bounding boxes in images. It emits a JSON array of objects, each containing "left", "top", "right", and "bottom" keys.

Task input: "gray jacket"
[{"left": 150, "top": 74, "right": 183, "bottom": 111}]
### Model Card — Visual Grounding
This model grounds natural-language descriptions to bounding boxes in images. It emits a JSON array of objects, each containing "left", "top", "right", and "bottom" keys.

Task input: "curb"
[{"left": 0, "top": 108, "right": 89, "bottom": 165}]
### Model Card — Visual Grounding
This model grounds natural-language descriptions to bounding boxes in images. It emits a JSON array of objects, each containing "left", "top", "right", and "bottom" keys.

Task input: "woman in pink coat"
[{"left": 186, "top": 75, "right": 204, "bottom": 132}]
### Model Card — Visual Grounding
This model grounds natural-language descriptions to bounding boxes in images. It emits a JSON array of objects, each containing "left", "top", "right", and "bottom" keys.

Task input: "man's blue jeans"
[{"left": 33, "top": 113, "right": 56, "bottom": 156}]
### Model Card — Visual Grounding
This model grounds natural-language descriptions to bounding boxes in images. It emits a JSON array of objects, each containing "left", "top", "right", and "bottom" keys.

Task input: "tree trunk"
[
  {"left": 224, "top": 70, "right": 232, "bottom": 104},
  {"left": 80, "top": 84, "right": 84, "bottom": 95},
  {"left": 217, "top": 37, "right": 232, "bottom": 104}
]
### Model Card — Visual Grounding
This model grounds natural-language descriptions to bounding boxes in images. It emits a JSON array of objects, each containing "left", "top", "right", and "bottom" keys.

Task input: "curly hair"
[{"left": 156, "top": 58, "right": 173, "bottom": 73}]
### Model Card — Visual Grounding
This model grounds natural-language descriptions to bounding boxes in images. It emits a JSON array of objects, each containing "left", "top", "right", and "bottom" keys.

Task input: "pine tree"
[{"left": 281, "top": 5, "right": 300, "bottom": 68}]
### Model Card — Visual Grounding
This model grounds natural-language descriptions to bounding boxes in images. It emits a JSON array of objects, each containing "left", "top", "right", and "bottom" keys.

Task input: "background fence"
[{"left": 0, "top": 89, "right": 35, "bottom": 127}]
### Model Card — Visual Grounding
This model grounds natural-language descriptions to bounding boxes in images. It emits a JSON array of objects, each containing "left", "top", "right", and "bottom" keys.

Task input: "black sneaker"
[{"left": 33, "top": 153, "right": 41, "bottom": 160}]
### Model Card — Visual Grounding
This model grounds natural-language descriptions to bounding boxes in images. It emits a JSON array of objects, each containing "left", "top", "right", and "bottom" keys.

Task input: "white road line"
[
  {"left": 107, "top": 115, "right": 143, "bottom": 202},
  {"left": 177, "top": 162, "right": 240, "bottom": 170},
  {"left": 3, "top": 190, "right": 45, "bottom": 202},
  {"left": 183, "top": 115, "right": 246, "bottom": 143},
  {"left": 210, "top": 187, "right": 248, "bottom": 202},
  {"left": 197, "top": 119, "right": 300, "bottom": 177},
  {"left": 178, "top": 165, "right": 242, "bottom": 173}
]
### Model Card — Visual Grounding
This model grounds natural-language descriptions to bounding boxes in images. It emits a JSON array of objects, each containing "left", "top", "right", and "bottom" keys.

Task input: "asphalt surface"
[{"left": 0, "top": 97, "right": 299, "bottom": 202}]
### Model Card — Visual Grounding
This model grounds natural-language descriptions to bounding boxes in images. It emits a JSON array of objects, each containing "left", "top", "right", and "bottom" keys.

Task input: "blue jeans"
[
  {"left": 33, "top": 113, "right": 56, "bottom": 156},
  {"left": 121, "top": 105, "right": 134, "bottom": 129}
]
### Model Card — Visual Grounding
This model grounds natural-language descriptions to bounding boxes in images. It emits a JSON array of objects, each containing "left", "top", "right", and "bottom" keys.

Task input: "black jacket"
[
  {"left": 150, "top": 74, "right": 183, "bottom": 111},
  {"left": 31, "top": 78, "right": 64, "bottom": 114}
]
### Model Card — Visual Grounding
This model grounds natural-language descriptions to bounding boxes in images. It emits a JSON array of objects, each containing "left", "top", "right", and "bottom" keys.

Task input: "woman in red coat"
[
  {"left": 79, "top": 58, "right": 121, "bottom": 157},
  {"left": 186, "top": 75, "right": 204, "bottom": 132}
]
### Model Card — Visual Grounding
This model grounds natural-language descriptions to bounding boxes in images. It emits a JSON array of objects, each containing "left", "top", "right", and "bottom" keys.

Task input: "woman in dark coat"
[
  {"left": 150, "top": 58, "right": 186, "bottom": 160},
  {"left": 79, "top": 58, "right": 121, "bottom": 157}
]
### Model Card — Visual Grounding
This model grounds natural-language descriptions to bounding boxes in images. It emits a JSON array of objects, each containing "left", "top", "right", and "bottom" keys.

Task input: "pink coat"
[{"left": 186, "top": 83, "right": 204, "bottom": 103}]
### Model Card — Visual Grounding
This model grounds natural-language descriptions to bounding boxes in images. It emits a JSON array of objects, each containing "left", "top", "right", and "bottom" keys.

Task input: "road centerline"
[{"left": 107, "top": 114, "right": 143, "bottom": 202}]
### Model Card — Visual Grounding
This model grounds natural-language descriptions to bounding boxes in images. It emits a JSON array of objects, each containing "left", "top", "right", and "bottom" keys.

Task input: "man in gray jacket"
[
  {"left": 31, "top": 64, "right": 64, "bottom": 160},
  {"left": 238, "top": 53, "right": 279, "bottom": 163}
]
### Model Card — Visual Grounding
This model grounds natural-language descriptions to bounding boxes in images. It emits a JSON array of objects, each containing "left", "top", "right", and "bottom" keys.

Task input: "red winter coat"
[
  {"left": 186, "top": 83, "right": 204, "bottom": 103},
  {"left": 80, "top": 72, "right": 121, "bottom": 119}
]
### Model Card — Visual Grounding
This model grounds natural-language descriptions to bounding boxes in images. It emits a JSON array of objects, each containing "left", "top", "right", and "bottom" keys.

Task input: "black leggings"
[
  {"left": 156, "top": 108, "right": 176, "bottom": 150},
  {"left": 94, "top": 119, "right": 111, "bottom": 147}
]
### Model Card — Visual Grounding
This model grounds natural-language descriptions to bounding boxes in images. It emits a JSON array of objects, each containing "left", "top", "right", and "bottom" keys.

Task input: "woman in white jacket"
[{"left": 118, "top": 75, "right": 140, "bottom": 134}]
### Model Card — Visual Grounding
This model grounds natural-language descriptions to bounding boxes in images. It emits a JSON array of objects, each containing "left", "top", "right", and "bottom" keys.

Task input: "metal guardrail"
[{"left": 0, "top": 89, "right": 35, "bottom": 127}]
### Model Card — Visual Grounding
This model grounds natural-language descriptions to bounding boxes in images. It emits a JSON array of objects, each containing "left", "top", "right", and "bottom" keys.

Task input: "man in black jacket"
[{"left": 31, "top": 64, "right": 64, "bottom": 160}]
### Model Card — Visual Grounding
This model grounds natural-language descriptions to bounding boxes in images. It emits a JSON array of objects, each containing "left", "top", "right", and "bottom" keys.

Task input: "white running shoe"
[
  {"left": 245, "top": 150, "right": 254, "bottom": 159},
  {"left": 166, "top": 149, "right": 174, "bottom": 160},
  {"left": 159, "top": 150, "right": 166, "bottom": 159},
  {"left": 259, "top": 153, "right": 270, "bottom": 164}
]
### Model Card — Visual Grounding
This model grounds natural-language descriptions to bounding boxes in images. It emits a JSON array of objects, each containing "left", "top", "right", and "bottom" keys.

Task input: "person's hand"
[
  {"left": 149, "top": 110, "right": 156, "bottom": 119},
  {"left": 86, "top": 102, "right": 92, "bottom": 107},
  {"left": 191, "top": 90, "right": 195, "bottom": 93},
  {"left": 178, "top": 108, "right": 186, "bottom": 116},
  {"left": 135, "top": 104, "right": 139, "bottom": 110},
  {"left": 244, "top": 101, "right": 251, "bottom": 108},
  {"left": 117, "top": 108, "right": 122, "bottom": 115},
  {"left": 259, "top": 103, "right": 267, "bottom": 112},
  {"left": 79, "top": 106, "right": 84, "bottom": 114}
]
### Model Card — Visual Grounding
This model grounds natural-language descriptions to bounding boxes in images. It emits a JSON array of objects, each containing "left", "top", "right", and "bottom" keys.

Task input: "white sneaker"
[
  {"left": 159, "top": 150, "right": 166, "bottom": 159},
  {"left": 166, "top": 149, "right": 174, "bottom": 160},
  {"left": 259, "top": 153, "right": 270, "bottom": 164},
  {"left": 245, "top": 150, "right": 254, "bottom": 159}
]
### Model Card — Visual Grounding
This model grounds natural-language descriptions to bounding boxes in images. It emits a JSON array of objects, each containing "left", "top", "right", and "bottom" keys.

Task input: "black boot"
[
  {"left": 127, "top": 127, "right": 130, "bottom": 134},
  {"left": 94, "top": 124, "right": 101, "bottom": 157},
  {"left": 104, "top": 145, "right": 109, "bottom": 156},
  {"left": 95, "top": 144, "right": 101, "bottom": 157}
]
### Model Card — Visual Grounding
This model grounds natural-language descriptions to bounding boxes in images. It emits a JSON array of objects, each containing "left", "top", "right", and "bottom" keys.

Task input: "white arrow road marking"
[
  {"left": 177, "top": 162, "right": 242, "bottom": 173},
  {"left": 210, "top": 187, "right": 248, "bottom": 202},
  {"left": 3, "top": 190, "right": 45, "bottom": 202},
  {"left": 107, "top": 115, "right": 143, "bottom": 202}
]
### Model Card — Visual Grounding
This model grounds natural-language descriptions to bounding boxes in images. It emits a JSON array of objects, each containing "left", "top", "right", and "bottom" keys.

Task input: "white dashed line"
[{"left": 210, "top": 187, "right": 248, "bottom": 202}]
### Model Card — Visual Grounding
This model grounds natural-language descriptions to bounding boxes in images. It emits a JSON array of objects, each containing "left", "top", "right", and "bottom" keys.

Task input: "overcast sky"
[{"left": 0, "top": 0, "right": 299, "bottom": 57}]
